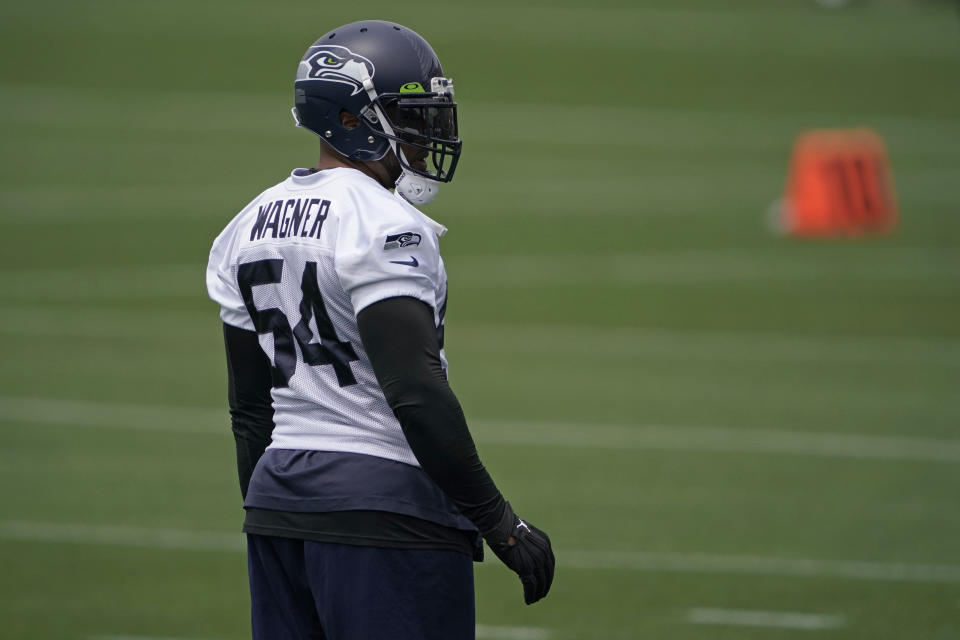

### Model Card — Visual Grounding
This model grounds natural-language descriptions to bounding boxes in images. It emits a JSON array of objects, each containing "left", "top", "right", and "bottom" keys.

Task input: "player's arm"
[
  {"left": 221, "top": 323, "right": 275, "bottom": 499},
  {"left": 357, "top": 296, "right": 555, "bottom": 605}
]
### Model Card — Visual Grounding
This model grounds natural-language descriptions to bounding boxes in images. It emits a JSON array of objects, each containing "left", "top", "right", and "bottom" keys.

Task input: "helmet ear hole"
[{"left": 339, "top": 110, "right": 361, "bottom": 131}]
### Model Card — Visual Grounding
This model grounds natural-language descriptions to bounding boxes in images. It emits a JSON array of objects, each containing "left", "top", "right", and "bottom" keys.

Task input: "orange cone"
[{"left": 781, "top": 129, "right": 898, "bottom": 236}]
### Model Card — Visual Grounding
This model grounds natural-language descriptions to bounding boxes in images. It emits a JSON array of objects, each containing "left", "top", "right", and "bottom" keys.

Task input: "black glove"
[{"left": 484, "top": 502, "right": 555, "bottom": 605}]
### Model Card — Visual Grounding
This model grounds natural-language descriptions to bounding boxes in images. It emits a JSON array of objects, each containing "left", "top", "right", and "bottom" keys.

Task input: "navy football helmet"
[{"left": 293, "top": 21, "right": 461, "bottom": 204}]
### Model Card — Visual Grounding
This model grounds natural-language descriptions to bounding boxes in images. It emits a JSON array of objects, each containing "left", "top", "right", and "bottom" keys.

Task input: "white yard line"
[
  {"left": 2, "top": 395, "right": 959, "bottom": 464},
  {"left": 452, "top": 323, "right": 960, "bottom": 368},
  {"left": 3, "top": 314, "right": 959, "bottom": 374},
  {"left": 2, "top": 304, "right": 958, "bottom": 368},
  {"left": 4, "top": 520, "right": 960, "bottom": 585},
  {"left": 4, "top": 83, "right": 958, "bottom": 135},
  {"left": 0, "top": 188, "right": 236, "bottom": 223},
  {"left": 2, "top": 250, "right": 958, "bottom": 292},
  {"left": 686, "top": 608, "right": 846, "bottom": 631},
  {"left": 476, "top": 419, "right": 960, "bottom": 463},
  {"left": 475, "top": 626, "right": 550, "bottom": 640},
  {"left": 0, "top": 264, "right": 199, "bottom": 300},
  {"left": 0, "top": 520, "right": 244, "bottom": 553},
  {"left": 562, "top": 549, "right": 960, "bottom": 584},
  {"left": 0, "top": 396, "right": 225, "bottom": 433},
  {"left": 448, "top": 251, "right": 960, "bottom": 286}
]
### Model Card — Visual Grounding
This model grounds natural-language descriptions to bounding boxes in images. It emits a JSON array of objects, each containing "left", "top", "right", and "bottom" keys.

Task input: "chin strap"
[{"left": 362, "top": 77, "right": 441, "bottom": 206}]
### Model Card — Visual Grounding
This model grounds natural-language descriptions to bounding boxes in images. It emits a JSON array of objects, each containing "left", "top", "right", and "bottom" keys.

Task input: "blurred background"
[{"left": 1, "top": 0, "right": 958, "bottom": 638}]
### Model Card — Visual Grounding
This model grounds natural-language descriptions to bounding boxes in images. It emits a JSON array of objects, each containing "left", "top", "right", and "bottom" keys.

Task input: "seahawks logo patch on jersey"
[
  {"left": 298, "top": 45, "right": 375, "bottom": 96},
  {"left": 384, "top": 232, "right": 422, "bottom": 250}
]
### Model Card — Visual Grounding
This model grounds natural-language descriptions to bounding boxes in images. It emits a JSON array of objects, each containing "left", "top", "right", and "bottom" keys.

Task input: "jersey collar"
[
  {"left": 289, "top": 167, "right": 448, "bottom": 238},
  {"left": 395, "top": 188, "right": 448, "bottom": 238}
]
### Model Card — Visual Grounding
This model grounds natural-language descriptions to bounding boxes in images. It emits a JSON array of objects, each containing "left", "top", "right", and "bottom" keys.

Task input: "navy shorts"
[{"left": 247, "top": 534, "right": 475, "bottom": 640}]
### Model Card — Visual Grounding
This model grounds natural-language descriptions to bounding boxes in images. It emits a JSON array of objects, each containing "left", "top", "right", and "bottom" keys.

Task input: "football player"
[{"left": 206, "top": 20, "right": 555, "bottom": 640}]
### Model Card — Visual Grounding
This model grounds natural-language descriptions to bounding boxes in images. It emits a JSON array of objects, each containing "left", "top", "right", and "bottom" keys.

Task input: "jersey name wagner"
[
  {"left": 248, "top": 197, "right": 331, "bottom": 241},
  {"left": 207, "top": 167, "right": 449, "bottom": 467}
]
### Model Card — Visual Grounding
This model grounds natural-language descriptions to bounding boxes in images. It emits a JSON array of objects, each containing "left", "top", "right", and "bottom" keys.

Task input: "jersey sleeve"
[
  {"left": 334, "top": 197, "right": 442, "bottom": 316},
  {"left": 206, "top": 213, "right": 255, "bottom": 331}
]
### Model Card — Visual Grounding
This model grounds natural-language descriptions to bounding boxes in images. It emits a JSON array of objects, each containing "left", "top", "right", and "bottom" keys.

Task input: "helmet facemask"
[{"left": 362, "top": 77, "right": 462, "bottom": 205}]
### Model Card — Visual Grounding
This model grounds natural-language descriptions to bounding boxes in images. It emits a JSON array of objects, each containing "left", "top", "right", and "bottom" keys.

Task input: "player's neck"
[{"left": 315, "top": 154, "right": 394, "bottom": 191}]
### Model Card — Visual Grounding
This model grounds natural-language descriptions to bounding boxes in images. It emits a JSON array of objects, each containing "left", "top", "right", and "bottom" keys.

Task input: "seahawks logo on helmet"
[{"left": 298, "top": 45, "right": 375, "bottom": 96}]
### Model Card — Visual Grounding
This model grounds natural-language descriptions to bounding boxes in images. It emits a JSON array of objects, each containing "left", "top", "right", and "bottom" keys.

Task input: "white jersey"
[{"left": 206, "top": 167, "right": 448, "bottom": 467}]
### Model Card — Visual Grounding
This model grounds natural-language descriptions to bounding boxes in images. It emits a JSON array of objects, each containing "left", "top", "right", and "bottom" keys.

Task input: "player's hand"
[{"left": 485, "top": 502, "right": 555, "bottom": 605}]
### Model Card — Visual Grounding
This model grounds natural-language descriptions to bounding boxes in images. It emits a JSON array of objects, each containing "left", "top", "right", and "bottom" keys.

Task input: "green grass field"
[{"left": 1, "top": 0, "right": 959, "bottom": 638}]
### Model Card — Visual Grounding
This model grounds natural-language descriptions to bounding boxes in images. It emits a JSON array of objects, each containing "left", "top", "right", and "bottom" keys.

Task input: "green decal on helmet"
[{"left": 400, "top": 82, "right": 424, "bottom": 93}]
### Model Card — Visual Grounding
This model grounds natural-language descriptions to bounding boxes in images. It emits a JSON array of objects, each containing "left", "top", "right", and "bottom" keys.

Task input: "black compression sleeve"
[
  {"left": 356, "top": 297, "right": 508, "bottom": 536},
  {"left": 222, "top": 323, "right": 275, "bottom": 499}
]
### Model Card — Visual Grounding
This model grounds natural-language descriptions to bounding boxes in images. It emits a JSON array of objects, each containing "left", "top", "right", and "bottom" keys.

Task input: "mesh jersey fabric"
[{"left": 207, "top": 167, "right": 449, "bottom": 466}]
